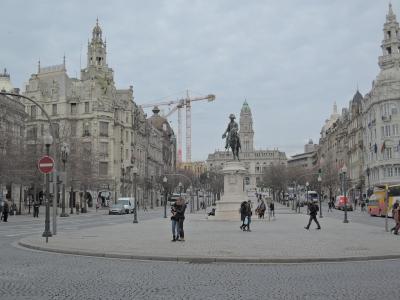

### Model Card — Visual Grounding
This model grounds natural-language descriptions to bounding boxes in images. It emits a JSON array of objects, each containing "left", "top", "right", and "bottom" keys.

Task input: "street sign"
[{"left": 38, "top": 156, "right": 55, "bottom": 174}]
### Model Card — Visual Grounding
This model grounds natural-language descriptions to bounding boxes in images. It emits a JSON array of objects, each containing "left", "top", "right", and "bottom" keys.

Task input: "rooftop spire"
[
  {"left": 388, "top": 2, "right": 396, "bottom": 21},
  {"left": 333, "top": 101, "right": 337, "bottom": 114}
]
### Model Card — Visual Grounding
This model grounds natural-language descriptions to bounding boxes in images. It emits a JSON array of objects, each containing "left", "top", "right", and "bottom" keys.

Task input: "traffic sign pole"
[{"left": 39, "top": 155, "right": 54, "bottom": 242}]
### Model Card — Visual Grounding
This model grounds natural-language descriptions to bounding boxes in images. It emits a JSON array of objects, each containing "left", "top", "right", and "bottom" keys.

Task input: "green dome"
[{"left": 241, "top": 100, "right": 251, "bottom": 112}]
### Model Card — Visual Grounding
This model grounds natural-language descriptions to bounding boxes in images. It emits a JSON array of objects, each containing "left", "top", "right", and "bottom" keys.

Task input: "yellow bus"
[{"left": 368, "top": 184, "right": 400, "bottom": 217}]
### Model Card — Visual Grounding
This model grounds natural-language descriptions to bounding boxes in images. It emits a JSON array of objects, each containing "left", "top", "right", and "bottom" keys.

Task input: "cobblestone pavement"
[{"left": 1, "top": 207, "right": 399, "bottom": 299}]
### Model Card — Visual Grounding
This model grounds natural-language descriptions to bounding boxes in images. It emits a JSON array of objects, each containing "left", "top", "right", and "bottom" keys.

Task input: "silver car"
[{"left": 108, "top": 203, "right": 126, "bottom": 215}]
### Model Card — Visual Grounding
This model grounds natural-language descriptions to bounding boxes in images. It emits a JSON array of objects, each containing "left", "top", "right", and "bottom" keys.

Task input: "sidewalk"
[{"left": 19, "top": 204, "right": 400, "bottom": 263}]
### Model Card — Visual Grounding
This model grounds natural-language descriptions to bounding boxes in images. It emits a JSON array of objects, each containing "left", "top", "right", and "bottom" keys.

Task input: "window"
[
  {"left": 126, "top": 113, "right": 129, "bottom": 123},
  {"left": 126, "top": 131, "right": 129, "bottom": 142},
  {"left": 84, "top": 102, "right": 90, "bottom": 113},
  {"left": 70, "top": 103, "right": 77, "bottom": 115},
  {"left": 83, "top": 122, "right": 90, "bottom": 137},
  {"left": 99, "top": 121, "right": 108, "bottom": 137},
  {"left": 53, "top": 123, "right": 59, "bottom": 139},
  {"left": 27, "top": 126, "right": 37, "bottom": 140},
  {"left": 83, "top": 142, "right": 91, "bottom": 157},
  {"left": 99, "top": 142, "right": 108, "bottom": 156},
  {"left": 393, "top": 124, "right": 399, "bottom": 136},
  {"left": 387, "top": 47, "right": 392, "bottom": 55},
  {"left": 52, "top": 104, "right": 57, "bottom": 116},
  {"left": 31, "top": 106, "right": 37, "bottom": 119},
  {"left": 99, "top": 162, "right": 108, "bottom": 176},
  {"left": 391, "top": 104, "right": 398, "bottom": 115},
  {"left": 125, "top": 149, "right": 129, "bottom": 160},
  {"left": 70, "top": 122, "right": 77, "bottom": 137}
]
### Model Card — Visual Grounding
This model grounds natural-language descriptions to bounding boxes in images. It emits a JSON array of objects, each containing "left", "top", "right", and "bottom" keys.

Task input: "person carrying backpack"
[{"left": 304, "top": 200, "right": 321, "bottom": 230}]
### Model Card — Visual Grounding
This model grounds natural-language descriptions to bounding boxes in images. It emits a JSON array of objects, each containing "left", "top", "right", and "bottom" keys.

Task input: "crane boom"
[{"left": 138, "top": 92, "right": 216, "bottom": 163}]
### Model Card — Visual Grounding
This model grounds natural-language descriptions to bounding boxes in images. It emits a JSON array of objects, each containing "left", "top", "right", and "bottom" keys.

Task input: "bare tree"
[{"left": 262, "top": 164, "right": 288, "bottom": 201}]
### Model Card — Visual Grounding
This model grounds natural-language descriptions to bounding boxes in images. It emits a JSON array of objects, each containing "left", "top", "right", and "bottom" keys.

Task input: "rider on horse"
[{"left": 222, "top": 114, "right": 239, "bottom": 150}]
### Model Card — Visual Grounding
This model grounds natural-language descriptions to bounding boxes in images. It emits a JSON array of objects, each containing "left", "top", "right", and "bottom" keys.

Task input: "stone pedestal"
[{"left": 211, "top": 161, "right": 247, "bottom": 220}]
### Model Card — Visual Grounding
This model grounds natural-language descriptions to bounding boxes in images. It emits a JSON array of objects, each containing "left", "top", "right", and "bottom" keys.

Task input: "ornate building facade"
[
  {"left": 22, "top": 20, "right": 175, "bottom": 208},
  {"left": 206, "top": 101, "right": 287, "bottom": 190},
  {"left": 363, "top": 3, "right": 400, "bottom": 188}
]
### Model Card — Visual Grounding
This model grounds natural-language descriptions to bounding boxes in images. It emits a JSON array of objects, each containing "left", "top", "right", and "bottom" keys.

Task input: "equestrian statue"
[{"left": 222, "top": 113, "right": 241, "bottom": 160}]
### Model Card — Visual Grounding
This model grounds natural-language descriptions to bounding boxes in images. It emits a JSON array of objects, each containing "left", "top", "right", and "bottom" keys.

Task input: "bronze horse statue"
[{"left": 228, "top": 128, "right": 241, "bottom": 161}]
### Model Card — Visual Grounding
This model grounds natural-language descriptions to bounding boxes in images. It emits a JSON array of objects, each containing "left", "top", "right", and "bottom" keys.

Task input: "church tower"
[
  {"left": 379, "top": 3, "right": 400, "bottom": 71},
  {"left": 239, "top": 100, "right": 254, "bottom": 152},
  {"left": 87, "top": 18, "right": 107, "bottom": 68}
]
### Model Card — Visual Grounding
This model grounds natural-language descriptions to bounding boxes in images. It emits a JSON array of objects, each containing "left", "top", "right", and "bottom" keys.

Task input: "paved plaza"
[{"left": 19, "top": 204, "right": 400, "bottom": 263}]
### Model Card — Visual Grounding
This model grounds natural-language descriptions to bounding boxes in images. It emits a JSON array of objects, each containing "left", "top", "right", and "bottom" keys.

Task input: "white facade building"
[{"left": 363, "top": 4, "right": 400, "bottom": 188}]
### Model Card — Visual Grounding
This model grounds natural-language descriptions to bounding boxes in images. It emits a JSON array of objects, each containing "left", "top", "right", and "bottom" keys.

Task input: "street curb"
[{"left": 17, "top": 240, "right": 400, "bottom": 264}]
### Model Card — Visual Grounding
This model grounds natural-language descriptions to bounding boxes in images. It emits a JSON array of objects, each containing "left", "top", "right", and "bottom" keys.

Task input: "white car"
[{"left": 116, "top": 197, "right": 135, "bottom": 214}]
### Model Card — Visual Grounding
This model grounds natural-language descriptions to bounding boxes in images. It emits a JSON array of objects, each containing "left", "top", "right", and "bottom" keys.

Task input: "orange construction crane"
[{"left": 139, "top": 91, "right": 215, "bottom": 163}]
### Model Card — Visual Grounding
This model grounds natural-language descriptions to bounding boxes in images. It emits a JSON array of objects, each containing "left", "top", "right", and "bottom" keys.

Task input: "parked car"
[
  {"left": 109, "top": 203, "right": 126, "bottom": 215},
  {"left": 335, "top": 195, "right": 353, "bottom": 211},
  {"left": 116, "top": 197, "right": 135, "bottom": 214}
]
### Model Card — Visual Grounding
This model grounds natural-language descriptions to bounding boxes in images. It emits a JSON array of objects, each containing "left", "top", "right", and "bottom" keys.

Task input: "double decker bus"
[{"left": 367, "top": 184, "right": 400, "bottom": 217}]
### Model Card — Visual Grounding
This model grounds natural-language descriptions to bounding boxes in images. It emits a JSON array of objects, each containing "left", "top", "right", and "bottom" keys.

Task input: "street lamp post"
[
  {"left": 292, "top": 181, "right": 296, "bottom": 210},
  {"left": 366, "top": 166, "right": 371, "bottom": 197},
  {"left": 60, "top": 143, "right": 69, "bottom": 217},
  {"left": 341, "top": 164, "right": 349, "bottom": 223},
  {"left": 306, "top": 181, "right": 309, "bottom": 204},
  {"left": 318, "top": 175, "right": 323, "bottom": 218},
  {"left": 42, "top": 134, "right": 53, "bottom": 242},
  {"left": 163, "top": 176, "right": 168, "bottom": 218},
  {"left": 132, "top": 166, "right": 138, "bottom": 224}
]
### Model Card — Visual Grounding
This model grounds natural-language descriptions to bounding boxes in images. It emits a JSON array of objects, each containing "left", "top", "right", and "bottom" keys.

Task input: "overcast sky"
[{"left": 0, "top": 0, "right": 392, "bottom": 161}]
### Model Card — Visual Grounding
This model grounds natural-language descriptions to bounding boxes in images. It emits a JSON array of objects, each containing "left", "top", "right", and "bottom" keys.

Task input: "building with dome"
[
  {"left": 362, "top": 3, "right": 400, "bottom": 188},
  {"left": 206, "top": 101, "right": 287, "bottom": 190},
  {"left": 21, "top": 20, "right": 175, "bottom": 209}
]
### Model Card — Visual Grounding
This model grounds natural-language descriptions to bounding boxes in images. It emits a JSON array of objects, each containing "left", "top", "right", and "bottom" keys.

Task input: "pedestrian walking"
[
  {"left": 75, "top": 202, "right": 80, "bottom": 215},
  {"left": 175, "top": 197, "right": 186, "bottom": 241},
  {"left": 2, "top": 199, "right": 9, "bottom": 222},
  {"left": 256, "top": 200, "right": 266, "bottom": 219},
  {"left": 304, "top": 200, "right": 321, "bottom": 230},
  {"left": 239, "top": 201, "right": 252, "bottom": 231},
  {"left": 33, "top": 200, "right": 40, "bottom": 218},
  {"left": 170, "top": 202, "right": 179, "bottom": 241},
  {"left": 269, "top": 202, "right": 275, "bottom": 218},
  {"left": 328, "top": 200, "right": 333, "bottom": 212},
  {"left": 361, "top": 200, "right": 366, "bottom": 212},
  {"left": 239, "top": 201, "right": 247, "bottom": 230},
  {"left": 144, "top": 205, "right": 148, "bottom": 212},
  {"left": 390, "top": 202, "right": 400, "bottom": 234}
]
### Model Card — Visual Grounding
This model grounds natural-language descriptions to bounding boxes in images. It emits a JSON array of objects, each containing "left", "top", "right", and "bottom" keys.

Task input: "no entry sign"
[{"left": 38, "top": 156, "right": 55, "bottom": 174}]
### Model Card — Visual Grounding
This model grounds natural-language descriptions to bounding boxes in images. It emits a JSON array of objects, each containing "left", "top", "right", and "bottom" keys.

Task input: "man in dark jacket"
[
  {"left": 33, "top": 201, "right": 40, "bottom": 218},
  {"left": 304, "top": 201, "right": 321, "bottom": 230},
  {"left": 2, "top": 200, "right": 9, "bottom": 222},
  {"left": 175, "top": 198, "right": 186, "bottom": 241}
]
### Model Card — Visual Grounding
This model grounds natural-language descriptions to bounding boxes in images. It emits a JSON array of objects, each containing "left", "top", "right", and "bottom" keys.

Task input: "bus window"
[{"left": 389, "top": 186, "right": 400, "bottom": 197}]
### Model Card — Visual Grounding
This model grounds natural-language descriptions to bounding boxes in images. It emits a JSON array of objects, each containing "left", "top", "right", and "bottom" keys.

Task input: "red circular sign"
[{"left": 38, "top": 156, "right": 54, "bottom": 174}]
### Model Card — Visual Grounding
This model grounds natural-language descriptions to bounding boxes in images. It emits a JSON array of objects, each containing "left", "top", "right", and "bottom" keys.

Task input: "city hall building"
[{"left": 206, "top": 101, "right": 287, "bottom": 190}]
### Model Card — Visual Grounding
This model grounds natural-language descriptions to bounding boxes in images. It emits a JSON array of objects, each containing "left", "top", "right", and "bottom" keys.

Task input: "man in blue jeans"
[{"left": 170, "top": 203, "right": 179, "bottom": 242}]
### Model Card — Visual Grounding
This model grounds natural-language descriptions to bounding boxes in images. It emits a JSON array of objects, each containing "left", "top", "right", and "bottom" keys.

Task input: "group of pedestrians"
[
  {"left": 240, "top": 200, "right": 252, "bottom": 231},
  {"left": 170, "top": 197, "right": 186, "bottom": 242}
]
